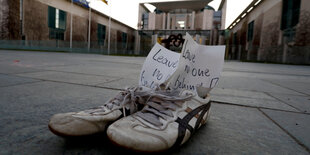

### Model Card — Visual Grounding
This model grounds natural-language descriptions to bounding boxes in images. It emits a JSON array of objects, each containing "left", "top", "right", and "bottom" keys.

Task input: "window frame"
[
  {"left": 48, "top": 6, "right": 66, "bottom": 40},
  {"left": 142, "top": 13, "right": 148, "bottom": 29},
  {"left": 281, "top": 0, "right": 301, "bottom": 30},
  {"left": 247, "top": 21, "right": 254, "bottom": 42},
  {"left": 97, "top": 24, "right": 106, "bottom": 45},
  {"left": 121, "top": 32, "right": 127, "bottom": 49}
]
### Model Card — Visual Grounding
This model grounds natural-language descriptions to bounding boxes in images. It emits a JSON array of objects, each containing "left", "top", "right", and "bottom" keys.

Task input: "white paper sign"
[
  {"left": 139, "top": 43, "right": 180, "bottom": 89},
  {"left": 167, "top": 33, "right": 225, "bottom": 93}
]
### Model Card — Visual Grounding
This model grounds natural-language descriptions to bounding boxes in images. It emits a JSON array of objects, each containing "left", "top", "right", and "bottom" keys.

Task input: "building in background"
[
  {"left": 226, "top": 0, "right": 310, "bottom": 64},
  {"left": 136, "top": 0, "right": 227, "bottom": 55},
  {"left": 2, "top": 0, "right": 308, "bottom": 65},
  {"left": 0, "top": 0, "right": 136, "bottom": 54}
]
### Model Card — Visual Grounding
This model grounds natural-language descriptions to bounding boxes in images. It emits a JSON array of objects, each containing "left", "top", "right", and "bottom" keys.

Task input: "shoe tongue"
[{"left": 196, "top": 86, "right": 211, "bottom": 99}]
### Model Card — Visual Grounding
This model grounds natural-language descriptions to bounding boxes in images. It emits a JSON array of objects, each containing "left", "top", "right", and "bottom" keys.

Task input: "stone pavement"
[{"left": 0, "top": 49, "right": 309, "bottom": 154}]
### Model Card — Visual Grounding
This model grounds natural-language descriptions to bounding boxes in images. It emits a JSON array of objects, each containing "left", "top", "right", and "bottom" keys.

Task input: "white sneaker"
[
  {"left": 107, "top": 89, "right": 211, "bottom": 152},
  {"left": 48, "top": 86, "right": 152, "bottom": 137}
]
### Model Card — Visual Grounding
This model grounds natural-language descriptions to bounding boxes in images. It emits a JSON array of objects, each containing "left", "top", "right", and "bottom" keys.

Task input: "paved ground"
[{"left": 0, "top": 49, "right": 309, "bottom": 154}]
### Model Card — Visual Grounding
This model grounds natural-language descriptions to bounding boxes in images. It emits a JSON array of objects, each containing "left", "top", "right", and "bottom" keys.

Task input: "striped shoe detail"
[{"left": 172, "top": 102, "right": 211, "bottom": 148}]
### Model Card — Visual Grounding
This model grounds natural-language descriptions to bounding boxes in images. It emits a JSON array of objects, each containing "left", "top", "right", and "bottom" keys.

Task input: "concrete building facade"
[
  {"left": 227, "top": 0, "right": 310, "bottom": 64},
  {"left": 136, "top": 0, "right": 227, "bottom": 55},
  {"left": 0, "top": 0, "right": 136, "bottom": 54}
]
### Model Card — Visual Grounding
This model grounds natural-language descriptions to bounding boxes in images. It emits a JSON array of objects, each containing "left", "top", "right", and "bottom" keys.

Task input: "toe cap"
[
  {"left": 48, "top": 112, "right": 102, "bottom": 137},
  {"left": 107, "top": 116, "right": 169, "bottom": 152}
]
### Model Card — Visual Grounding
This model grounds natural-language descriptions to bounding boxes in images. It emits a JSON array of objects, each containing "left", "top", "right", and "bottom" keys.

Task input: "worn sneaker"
[
  {"left": 107, "top": 88, "right": 211, "bottom": 152},
  {"left": 48, "top": 86, "right": 152, "bottom": 137}
]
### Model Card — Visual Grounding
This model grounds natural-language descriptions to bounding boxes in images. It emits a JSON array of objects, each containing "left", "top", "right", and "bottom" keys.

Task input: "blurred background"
[{"left": 0, "top": 0, "right": 309, "bottom": 64}]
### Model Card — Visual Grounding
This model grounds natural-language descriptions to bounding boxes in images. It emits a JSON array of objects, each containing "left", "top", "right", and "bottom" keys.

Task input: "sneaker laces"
[
  {"left": 85, "top": 86, "right": 152, "bottom": 116},
  {"left": 135, "top": 90, "right": 194, "bottom": 127}
]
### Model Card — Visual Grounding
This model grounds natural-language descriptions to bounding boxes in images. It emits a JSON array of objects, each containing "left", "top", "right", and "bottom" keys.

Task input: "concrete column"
[
  {"left": 220, "top": 0, "right": 227, "bottom": 30},
  {"left": 148, "top": 13, "right": 155, "bottom": 30},
  {"left": 246, "top": 42, "right": 251, "bottom": 60},
  {"left": 231, "top": 46, "right": 235, "bottom": 59},
  {"left": 208, "top": 31, "right": 212, "bottom": 45},
  {"left": 203, "top": 10, "right": 207, "bottom": 30},
  {"left": 257, "top": 48, "right": 261, "bottom": 61},
  {"left": 134, "top": 31, "right": 140, "bottom": 55},
  {"left": 195, "top": 34, "right": 200, "bottom": 43},
  {"left": 20, "top": 0, "right": 24, "bottom": 35},
  {"left": 166, "top": 13, "right": 170, "bottom": 30},
  {"left": 203, "top": 10, "right": 213, "bottom": 30},
  {"left": 152, "top": 34, "right": 158, "bottom": 45},
  {"left": 282, "top": 38, "right": 288, "bottom": 63},
  {"left": 212, "top": 29, "right": 218, "bottom": 45},
  {"left": 201, "top": 36, "right": 206, "bottom": 45},
  {"left": 162, "top": 13, "right": 166, "bottom": 30},
  {"left": 191, "top": 11, "right": 195, "bottom": 29},
  {"left": 238, "top": 45, "right": 242, "bottom": 60},
  {"left": 171, "top": 15, "right": 176, "bottom": 30}
]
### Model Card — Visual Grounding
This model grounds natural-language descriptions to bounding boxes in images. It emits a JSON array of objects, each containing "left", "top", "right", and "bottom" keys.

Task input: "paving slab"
[
  {"left": 0, "top": 50, "right": 86, "bottom": 68},
  {"left": 0, "top": 81, "right": 120, "bottom": 154},
  {"left": 211, "top": 95, "right": 298, "bottom": 112},
  {"left": 268, "top": 93, "right": 310, "bottom": 113},
  {"left": 210, "top": 87, "right": 299, "bottom": 111},
  {"left": 0, "top": 58, "right": 82, "bottom": 69},
  {"left": 85, "top": 56, "right": 145, "bottom": 66},
  {"left": 223, "top": 61, "right": 310, "bottom": 76},
  {"left": 261, "top": 109, "right": 310, "bottom": 150},
  {"left": 0, "top": 50, "right": 309, "bottom": 154},
  {"left": 0, "top": 74, "right": 40, "bottom": 87},
  {"left": 217, "top": 76, "right": 303, "bottom": 95},
  {"left": 45, "top": 63, "right": 141, "bottom": 80},
  {"left": 0, "top": 81, "right": 118, "bottom": 116},
  {"left": 0, "top": 125, "right": 65, "bottom": 155},
  {"left": 1, "top": 99, "right": 308, "bottom": 154},
  {"left": 265, "top": 79, "right": 310, "bottom": 96},
  {"left": 0, "top": 63, "right": 42, "bottom": 74},
  {"left": 222, "top": 70, "right": 310, "bottom": 81},
  {"left": 97, "top": 78, "right": 139, "bottom": 89},
  {"left": 172, "top": 103, "right": 308, "bottom": 154},
  {"left": 211, "top": 87, "right": 275, "bottom": 100},
  {"left": 16, "top": 71, "right": 118, "bottom": 86}
]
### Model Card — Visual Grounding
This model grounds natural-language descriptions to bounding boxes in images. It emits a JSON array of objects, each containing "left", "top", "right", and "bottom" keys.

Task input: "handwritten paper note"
[
  {"left": 139, "top": 43, "right": 180, "bottom": 89},
  {"left": 167, "top": 33, "right": 225, "bottom": 94}
]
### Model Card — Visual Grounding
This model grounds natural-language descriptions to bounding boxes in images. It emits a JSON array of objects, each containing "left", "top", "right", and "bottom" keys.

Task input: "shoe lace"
[
  {"left": 135, "top": 90, "right": 193, "bottom": 127},
  {"left": 87, "top": 86, "right": 152, "bottom": 116}
]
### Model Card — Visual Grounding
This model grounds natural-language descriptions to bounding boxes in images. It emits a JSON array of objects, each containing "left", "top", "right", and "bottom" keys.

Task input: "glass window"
[
  {"left": 281, "top": 0, "right": 301, "bottom": 30},
  {"left": 58, "top": 9, "right": 66, "bottom": 30},
  {"left": 48, "top": 6, "right": 66, "bottom": 40},
  {"left": 233, "top": 32, "right": 238, "bottom": 45},
  {"left": 122, "top": 32, "right": 127, "bottom": 48},
  {"left": 97, "top": 24, "right": 106, "bottom": 45},
  {"left": 55, "top": 9, "right": 59, "bottom": 28},
  {"left": 142, "top": 13, "right": 148, "bottom": 29},
  {"left": 49, "top": 29, "right": 64, "bottom": 40},
  {"left": 247, "top": 21, "right": 254, "bottom": 41},
  {"left": 48, "top": 6, "right": 56, "bottom": 28},
  {"left": 174, "top": 13, "right": 191, "bottom": 29},
  {"left": 213, "top": 11, "right": 222, "bottom": 29}
]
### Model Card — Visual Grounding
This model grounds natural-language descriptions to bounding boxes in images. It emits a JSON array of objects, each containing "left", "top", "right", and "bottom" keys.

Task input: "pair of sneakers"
[{"left": 48, "top": 85, "right": 211, "bottom": 152}]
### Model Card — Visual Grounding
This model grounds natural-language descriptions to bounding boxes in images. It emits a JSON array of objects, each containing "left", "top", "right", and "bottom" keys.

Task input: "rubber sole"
[
  {"left": 107, "top": 132, "right": 170, "bottom": 154},
  {"left": 48, "top": 124, "right": 81, "bottom": 138},
  {"left": 106, "top": 108, "right": 211, "bottom": 153}
]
